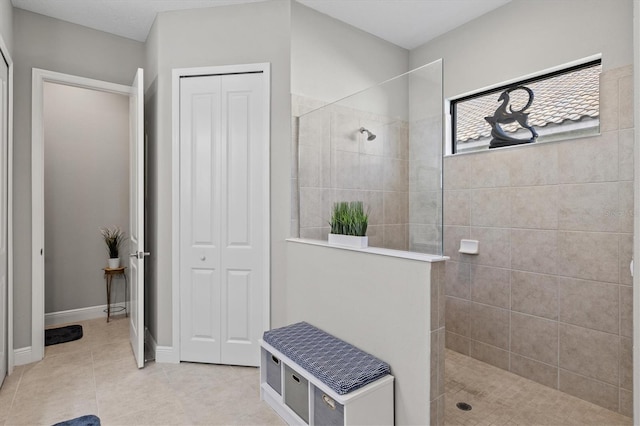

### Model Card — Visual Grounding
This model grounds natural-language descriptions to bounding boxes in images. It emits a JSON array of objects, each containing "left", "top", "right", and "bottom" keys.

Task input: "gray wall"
[
  {"left": 410, "top": 0, "right": 633, "bottom": 98},
  {"left": 0, "top": 0, "right": 12, "bottom": 55},
  {"left": 291, "top": 1, "right": 409, "bottom": 103},
  {"left": 12, "top": 9, "right": 144, "bottom": 348},
  {"left": 43, "top": 82, "right": 129, "bottom": 313},
  {"left": 143, "top": 18, "right": 159, "bottom": 343},
  {"left": 144, "top": 0, "right": 291, "bottom": 346}
]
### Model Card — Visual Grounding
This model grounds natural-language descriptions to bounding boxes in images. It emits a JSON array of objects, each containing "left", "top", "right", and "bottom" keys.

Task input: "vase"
[
  {"left": 328, "top": 234, "right": 368, "bottom": 248},
  {"left": 108, "top": 258, "right": 120, "bottom": 269}
]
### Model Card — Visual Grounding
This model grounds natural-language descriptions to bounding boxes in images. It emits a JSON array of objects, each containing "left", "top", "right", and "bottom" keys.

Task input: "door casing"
[
  {"left": 0, "top": 33, "right": 12, "bottom": 377},
  {"left": 171, "top": 63, "right": 271, "bottom": 363}
]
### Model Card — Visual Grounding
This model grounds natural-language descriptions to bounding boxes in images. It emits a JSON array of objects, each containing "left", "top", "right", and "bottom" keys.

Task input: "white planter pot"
[
  {"left": 108, "top": 258, "right": 120, "bottom": 269},
  {"left": 328, "top": 234, "right": 368, "bottom": 248}
]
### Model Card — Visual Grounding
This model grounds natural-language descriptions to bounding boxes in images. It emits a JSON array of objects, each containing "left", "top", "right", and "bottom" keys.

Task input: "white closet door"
[
  {"left": 179, "top": 72, "right": 266, "bottom": 366},
  {"left": 219, "top": 73, "right": 265, "bottom": 366}
]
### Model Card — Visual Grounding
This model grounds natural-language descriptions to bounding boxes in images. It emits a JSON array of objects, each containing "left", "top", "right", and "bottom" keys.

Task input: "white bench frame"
[{"left": 259, "top": 339, "right": 395, "bottom": 425}]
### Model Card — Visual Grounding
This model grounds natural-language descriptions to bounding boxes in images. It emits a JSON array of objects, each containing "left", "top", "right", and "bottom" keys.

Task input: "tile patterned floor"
[
  {"left": 0, "top": 316, "right": 286, "bottom": 426},
  {"left": 445, "top": 349, "right": 632, "bottom": 426},
  {"left": 1, "top": 320, "right": 634, "bottom": 426}
]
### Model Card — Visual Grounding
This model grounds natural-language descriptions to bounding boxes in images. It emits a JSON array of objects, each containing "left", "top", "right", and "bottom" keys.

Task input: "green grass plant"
[{"left": 329, "top": 201, "right": 369, "bottom": 237}]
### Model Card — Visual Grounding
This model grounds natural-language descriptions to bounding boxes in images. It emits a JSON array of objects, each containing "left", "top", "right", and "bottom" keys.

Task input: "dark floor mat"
[
  {"left": 45, "top": 324, "right": 83, "bottom": 346},
  {"left": 53, "top": 414, "right": 100, "bottom": 426}
]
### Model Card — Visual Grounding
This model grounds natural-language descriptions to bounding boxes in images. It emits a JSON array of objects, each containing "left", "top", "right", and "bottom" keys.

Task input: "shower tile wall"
[
  {"left": 443, "top": 65, "right": 633, "bottom": 416},
  {"left": 409, "top": 115, "right": 443, "bottom": 254},
  {"left": 292, "top": 95, "right": 412, "bottom": 250},
  {"left": 430, "top": 261, "right": 446, "bottom": 426}
]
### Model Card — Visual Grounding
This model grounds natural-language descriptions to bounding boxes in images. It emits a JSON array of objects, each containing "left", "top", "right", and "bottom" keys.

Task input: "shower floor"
[{"left": 445, "top": 349, "right": 632, "bottom": 426}]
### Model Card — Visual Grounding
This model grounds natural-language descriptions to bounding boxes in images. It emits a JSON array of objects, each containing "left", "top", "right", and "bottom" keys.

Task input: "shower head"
[{"left": 359, "top": 127, "right": 377, "bottom": 141}]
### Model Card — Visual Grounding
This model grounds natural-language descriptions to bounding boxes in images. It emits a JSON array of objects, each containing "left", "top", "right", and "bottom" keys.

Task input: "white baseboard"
[
  {"left": 155, "top": 345, "right": 180, "bottom": 364},
  {"left": 14, "top": 346, "right": 33, "bottom": 366},
  {"left": 45, "top": 303, "right": 126, "bottom": 327}
]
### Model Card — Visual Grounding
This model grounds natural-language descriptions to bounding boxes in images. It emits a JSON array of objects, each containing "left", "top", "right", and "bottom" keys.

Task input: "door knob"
[
  {"left": 130, "top": 251, "right": 151, "bottom": 259},
  {"left": 200, "top": 255, "right": 206, "bottom": 261}
]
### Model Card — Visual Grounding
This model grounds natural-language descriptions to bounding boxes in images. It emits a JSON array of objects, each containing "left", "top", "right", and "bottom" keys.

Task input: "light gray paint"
[
  {"left": 409, "top": 0, "right": 633, "bottom": 98},
  {"left": 12, "top": 0, "right": 269, "bottom": 43},
  {"left": 12, "top": 8, "right": 143, "bottom": 348},
  {"left": 43, "top": 82, "right": 129, "bottom": 313},
  {"left": 291, "top": 1, "right": 409, "bottom": 104},
  {"left": 0, "top": 0, "right": 12, "bottom": 54},
  {"left": 144, "top": 0, "right": 291, "bottom": 346},
  {"left": 286, "top": 241, "right": 432, "bottom": 425},
  {"left": 143, "top": 18, "right": 159, "bottom": 343}
]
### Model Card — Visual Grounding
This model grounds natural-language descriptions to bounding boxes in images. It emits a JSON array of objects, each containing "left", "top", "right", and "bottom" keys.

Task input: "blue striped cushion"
[{"left": 263, "top": 322, "right": 391, "bottom": 395}]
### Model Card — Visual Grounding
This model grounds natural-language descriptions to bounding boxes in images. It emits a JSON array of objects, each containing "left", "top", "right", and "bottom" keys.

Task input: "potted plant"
[
  {"left": 100, "top": 226, "right": 126, "bottom": 268},
  {"left": 328, "top": 201, "right": 369, "bottom": 248}
]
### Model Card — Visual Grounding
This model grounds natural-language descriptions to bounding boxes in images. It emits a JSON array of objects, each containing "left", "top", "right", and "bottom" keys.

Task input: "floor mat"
[
  {"left": 45, "top": 324, "right": 83, "bottom": 346},
  {"left": 52, "top": 414, "right": 100, "bottom": 426}
]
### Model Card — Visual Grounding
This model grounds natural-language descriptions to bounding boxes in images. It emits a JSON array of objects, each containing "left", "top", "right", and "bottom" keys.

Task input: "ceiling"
[{"left": 11, "top": 0, "right": 511, "bottom": 49}]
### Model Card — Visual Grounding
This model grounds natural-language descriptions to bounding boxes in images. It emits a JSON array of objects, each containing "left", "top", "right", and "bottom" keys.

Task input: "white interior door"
[
  {"left": 0, "top": 50, "right": 8, "bottom": 386},
  {"left": 179, "top": 71, "right": 267, "bottom": 366},
  {"left": 129, "top": 68, "right": 145, "bottom": 369}
]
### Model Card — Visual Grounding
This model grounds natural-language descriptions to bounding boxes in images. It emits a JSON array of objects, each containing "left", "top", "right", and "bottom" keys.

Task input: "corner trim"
[
  {"left": 13, "top": 347, "right": 33, "bottom": 366},
  {"left": 155, "top": 345, "right": 179, "bottom": 364}
]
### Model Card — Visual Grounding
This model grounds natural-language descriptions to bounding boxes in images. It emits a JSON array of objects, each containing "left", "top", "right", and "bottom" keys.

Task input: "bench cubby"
[{"left": 259, "top": 322, "right": 394, "bottom": 426}]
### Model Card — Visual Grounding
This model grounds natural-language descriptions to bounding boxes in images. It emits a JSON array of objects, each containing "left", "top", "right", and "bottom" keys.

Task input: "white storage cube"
[{"left": 259, "top": 339, "right": 394, "bottom": 426}]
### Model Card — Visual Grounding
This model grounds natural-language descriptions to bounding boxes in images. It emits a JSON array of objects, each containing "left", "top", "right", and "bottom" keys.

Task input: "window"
[{"left": 451, "top": 59, "right": 601, "bottom": 154}]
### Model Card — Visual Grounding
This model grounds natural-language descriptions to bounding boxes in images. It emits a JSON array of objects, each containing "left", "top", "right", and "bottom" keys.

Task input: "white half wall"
[{"left": 285, "top": 240, "right": 435, "bottom": 425}]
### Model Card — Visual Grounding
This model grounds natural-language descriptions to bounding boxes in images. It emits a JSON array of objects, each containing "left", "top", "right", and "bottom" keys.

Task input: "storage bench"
[{"left": 259, "top": 322, "right": 394, "bottom": 425}]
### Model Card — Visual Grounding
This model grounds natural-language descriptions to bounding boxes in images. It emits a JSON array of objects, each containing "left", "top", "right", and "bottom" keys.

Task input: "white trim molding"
[
  {"left": 0, "top": 32, "right": 13, "bottom": 376},
  {"left": 13, "top": 347, "right": 33, "bottom": 366},
  {"left": 155, "top": 345, "right": 180, "bottom": 364},
  {"left": 44, "top": 304, "right": 125, "bottom": 327},
  {"left": 31, "top": 69, "right": 132, "bottom": 364},
  {"left": 145, "top": 327, "right": 179, "bottom": 364},
  {"left": 171, "top": 63, "right": 271, "bottom": 364}
]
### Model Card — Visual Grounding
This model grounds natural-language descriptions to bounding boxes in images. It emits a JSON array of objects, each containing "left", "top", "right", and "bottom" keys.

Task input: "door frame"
[
  {"left": 633, "top": 1, "right": 640, "bottom": 420},
  {"left": 171, "top": 63, "right": 271, "bottom": 361},
  {"left": 31, "top": 69, "right": 133, "bottom": 362},
  {"left": 0, "top": 34, "right": 13, "bottom": 375}
]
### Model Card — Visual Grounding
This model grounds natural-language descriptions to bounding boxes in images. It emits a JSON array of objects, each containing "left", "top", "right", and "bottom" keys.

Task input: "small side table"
[{"left": 103, "top": 267, "right": 128, "bottom": 322}]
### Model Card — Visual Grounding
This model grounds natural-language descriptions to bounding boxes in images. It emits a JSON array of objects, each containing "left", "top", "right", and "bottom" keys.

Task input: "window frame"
[{"left": 449, "top": 57, "right": 602, "bottom": 154}]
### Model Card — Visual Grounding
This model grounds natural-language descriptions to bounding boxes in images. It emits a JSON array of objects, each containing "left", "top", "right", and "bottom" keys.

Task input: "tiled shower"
[
  {"left": 291, "top": 62, "right": 634, "bottom": 420},
  {"left": 443, "top": 65, "right": 634, "bottom": 416},
  {"left": 292, "top": 61, "right": 444, "bottom": 254}
]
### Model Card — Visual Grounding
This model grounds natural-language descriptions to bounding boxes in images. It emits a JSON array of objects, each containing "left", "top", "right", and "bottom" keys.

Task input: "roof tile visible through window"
[{"left": 455, "top": 64, "right": 600, "bottom": 143}]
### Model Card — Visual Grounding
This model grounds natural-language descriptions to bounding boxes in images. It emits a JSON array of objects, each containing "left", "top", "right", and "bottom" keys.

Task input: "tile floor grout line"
[
  {"left": 5, "top": 363, "right": 25, "bottom": 425},
  {"left": 90, "top": 349, "right": 100, "bottom": 420}
]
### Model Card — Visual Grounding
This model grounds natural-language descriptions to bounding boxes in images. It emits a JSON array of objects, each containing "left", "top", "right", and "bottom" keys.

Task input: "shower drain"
[{"left": 456, "top": 402, "right": 472, "bottom": 411}]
